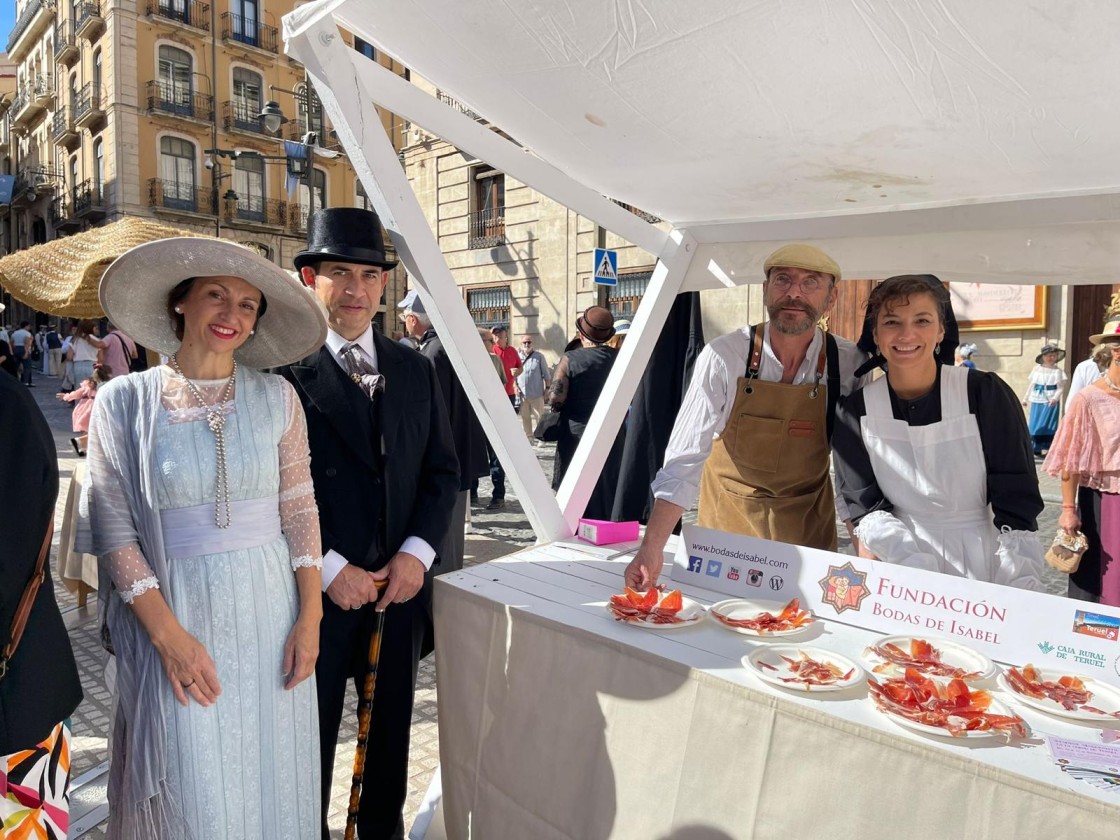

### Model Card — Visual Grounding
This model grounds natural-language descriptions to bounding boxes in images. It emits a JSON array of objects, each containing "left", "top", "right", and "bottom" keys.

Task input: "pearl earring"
[
  {"left": 249, "top": 329, "right": 255, "bottom": 335},
  {"left": 174, "top": 306, "right": 183, "bottom": 313}
]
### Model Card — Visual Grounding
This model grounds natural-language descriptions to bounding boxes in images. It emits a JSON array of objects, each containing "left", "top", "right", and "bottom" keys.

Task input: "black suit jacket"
[
  {"left": 0, "top": 373, "right": 82, "bottom": 753},
  {"left": 418, "top": 329, "right": 489, "bottom": 491},
  {"left": 280, "top": 331, "right": 460, "bottom": 573}
]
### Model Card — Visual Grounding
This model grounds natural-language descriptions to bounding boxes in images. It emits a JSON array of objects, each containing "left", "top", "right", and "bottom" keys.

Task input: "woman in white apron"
[{"left": 832, "top": 275, "right": 1046, "bottom": 589}]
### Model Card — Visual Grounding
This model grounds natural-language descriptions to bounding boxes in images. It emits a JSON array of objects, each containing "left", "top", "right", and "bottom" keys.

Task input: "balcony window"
[
  {"left": 469, "top": 167, "right": 505, "bottom": 248},
  {"left": 158, "top": 45, "right": 193, "bottom": 115},
  {"left": 160, "top": 136, "right": 196, "bottom": 211},
  {"left": 231, "top": 0, "right": 258, "bottom": 46},
  {"left": 466, "top": 284, "right": 511, "bottom": 329},
  {"left": 233, "top": 154, "right": 265, "bottom": 221},
  {"left": 231, "top": 67, "right": 263, "bottom": 132}
]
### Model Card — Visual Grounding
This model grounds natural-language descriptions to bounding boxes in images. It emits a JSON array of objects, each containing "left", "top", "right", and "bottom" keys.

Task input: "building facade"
[{"left": 0, "top": 0, "right": 408, "bottom": 330}]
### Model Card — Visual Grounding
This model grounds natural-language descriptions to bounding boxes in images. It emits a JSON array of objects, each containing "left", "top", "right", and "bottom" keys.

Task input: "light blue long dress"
[{"left": 97, "top": 368, "right": 321, "bottom": 839}]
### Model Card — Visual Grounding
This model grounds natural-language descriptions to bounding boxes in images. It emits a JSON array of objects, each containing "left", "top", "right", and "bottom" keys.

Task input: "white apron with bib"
[{"left": 860, "top": 365, "right": 1000, "bottom": 580}]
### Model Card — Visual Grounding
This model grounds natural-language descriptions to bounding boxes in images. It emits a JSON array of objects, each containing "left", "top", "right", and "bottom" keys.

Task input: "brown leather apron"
[{"left": 697, "top": 324, "right": 837, "bottom": 550}]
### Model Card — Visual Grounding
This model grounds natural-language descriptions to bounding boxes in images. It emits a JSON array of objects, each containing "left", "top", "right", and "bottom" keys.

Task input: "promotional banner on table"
[{"left": 673, "top": 524, "right": 1120, "bottom": 681}]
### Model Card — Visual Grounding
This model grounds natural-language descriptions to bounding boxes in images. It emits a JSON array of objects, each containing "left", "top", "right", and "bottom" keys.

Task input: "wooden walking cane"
[{"left": 345, "top": 578, "right": 391, "bottom": 840}]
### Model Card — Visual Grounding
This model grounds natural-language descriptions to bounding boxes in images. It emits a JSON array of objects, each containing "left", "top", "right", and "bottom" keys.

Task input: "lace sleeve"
[
  {"left": 105, "top": 543, "right": 161, "bottom": 603},
  {"left": 85, "top": 402, "right": 161, "bottom": 603},
  {"left": 279, "top": 380, "right": 322, "bottom": 570}
]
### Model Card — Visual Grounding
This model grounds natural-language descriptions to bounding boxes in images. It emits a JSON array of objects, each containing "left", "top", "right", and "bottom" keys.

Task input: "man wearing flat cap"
[
  {"left": 626, "top": 244, "right": 869, "bottom": 590},
  {"left": 280, "top": 207, "right": 459, "bottom": 839}
]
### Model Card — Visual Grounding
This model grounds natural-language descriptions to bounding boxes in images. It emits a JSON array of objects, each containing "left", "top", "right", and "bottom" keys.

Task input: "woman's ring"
[{"left": 182, "top": 679, "right": 195, "bottom": 688}]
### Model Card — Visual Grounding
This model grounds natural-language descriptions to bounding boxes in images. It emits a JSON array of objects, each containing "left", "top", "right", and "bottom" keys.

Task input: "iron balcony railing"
[
  {"left": 468, "top": 208, "right": 505, "bottom": 248},
  {"left": 226, "top": 195, "right": 286, "bottom": 225},
  {"left": 149, "top": 178, "right": 212, "bottom": 214},
  {"left": 51, "top": 107, "right": 76, "bottom": 140},
  {"left": 222, "top": 100, "right": 266, "bottom": 135},
  {"left": 73, "top": 179, "right": 105, "bottom": 215},
  {"left": 436, "top": 90, "right": 484, "bottom": 122},
  {"left": 610, "top": 198, "right": 661, "bottom": 224},
  {"left": 75, "top": 1, "right": 102, "bottom": 35},
  {"left": 147, "top": 0, "right": 210, "bottom": 30},
  {"left": 147, "top": 80, "right": 213, "bottom": 122},
  {"left": 221, "top": 12, "right": 278, "bottom": 53},
  {"left": 54, "top": 20, "right": 77, "bottom": 61},
  {"left": 74, "top": 83, "right": 103, "bottom": 122},
  {"left": 10, "top": 88, "right": 31, "bottom": 118},
  {"left": 7, "top": 0, "right": 46, "bottom": 53}
]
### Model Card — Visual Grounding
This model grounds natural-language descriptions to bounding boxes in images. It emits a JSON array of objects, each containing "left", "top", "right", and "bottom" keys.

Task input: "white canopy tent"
[{"left": 283, "top": 0, "right": 1120, "bottom": 542}]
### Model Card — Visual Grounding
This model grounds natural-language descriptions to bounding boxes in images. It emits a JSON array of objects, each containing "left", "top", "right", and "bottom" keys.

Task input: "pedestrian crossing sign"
[{"left": 593, "top": 248, "right": 618, "bottom": 286}]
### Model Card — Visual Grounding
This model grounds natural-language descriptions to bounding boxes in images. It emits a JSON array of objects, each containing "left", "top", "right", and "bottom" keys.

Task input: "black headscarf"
[{"left": 854, "top": 274, "right": 960, "bottom": 378}]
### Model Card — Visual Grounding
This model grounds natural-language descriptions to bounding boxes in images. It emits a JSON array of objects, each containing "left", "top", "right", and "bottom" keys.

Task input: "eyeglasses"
[{"left": 768, "top": 274, "right": 828, "bottom": 293}]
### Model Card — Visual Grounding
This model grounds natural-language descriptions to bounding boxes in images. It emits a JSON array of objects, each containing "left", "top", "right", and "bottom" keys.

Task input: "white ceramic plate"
[
  {"left": 603, "top": 595, "right": 705, "bottom": 630},
  {"left": 998, "top": 667, "right": 1120, "bottom": 724},
  {"left": 863, "top": 635, "right": 997, "bottom": 681},
  {"left": 743, "top": 646, "right": 864, "bottom": 692},
  {"left": 709, "top": 598, "right": 816, "bottom": 638},
  {"left": 871, "top": 691, "right": 1027, "bottom": 740}
]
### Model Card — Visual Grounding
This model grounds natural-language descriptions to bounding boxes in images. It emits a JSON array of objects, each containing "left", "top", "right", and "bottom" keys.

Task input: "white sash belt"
[{"left": 161, "top": 495, "right": 282, "bottom": 558}]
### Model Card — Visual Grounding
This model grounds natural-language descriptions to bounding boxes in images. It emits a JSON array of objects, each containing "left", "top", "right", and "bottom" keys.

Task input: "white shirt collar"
[
  {"left": 761, "top": 322, "right": 824, "bottom": 381},
  {"left": 326, "top": 324, "right": 377, "bottom": 369}
]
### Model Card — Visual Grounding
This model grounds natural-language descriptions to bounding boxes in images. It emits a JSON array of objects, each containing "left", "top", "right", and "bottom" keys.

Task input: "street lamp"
[{"left": 258, "top": 89, "right": 319, "bottom": 232}]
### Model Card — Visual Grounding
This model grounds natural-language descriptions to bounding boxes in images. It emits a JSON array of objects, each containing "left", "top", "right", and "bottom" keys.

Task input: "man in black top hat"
[{"left": 279, "top": 207, "right": 459, "bottom": 839}]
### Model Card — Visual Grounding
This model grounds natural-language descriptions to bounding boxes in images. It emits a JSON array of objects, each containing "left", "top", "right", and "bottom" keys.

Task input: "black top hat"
[{"left": 293, "top": 207, "right": 398, "bottom": 271}]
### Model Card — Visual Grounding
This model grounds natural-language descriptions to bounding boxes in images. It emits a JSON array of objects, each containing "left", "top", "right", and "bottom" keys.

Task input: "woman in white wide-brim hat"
[{"left": 79, "top": 237, "right": 328, "bottom": 839}]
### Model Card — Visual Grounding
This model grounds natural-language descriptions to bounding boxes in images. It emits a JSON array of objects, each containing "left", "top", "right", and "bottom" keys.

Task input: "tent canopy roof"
[{"left": 314, "top": 0, "right": 1120, "bottom": 285}]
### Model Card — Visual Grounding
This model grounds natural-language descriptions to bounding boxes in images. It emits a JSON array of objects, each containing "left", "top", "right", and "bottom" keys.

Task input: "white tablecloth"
[{"left": 433, "top": 541, "right": 1120, "bottom": 840}]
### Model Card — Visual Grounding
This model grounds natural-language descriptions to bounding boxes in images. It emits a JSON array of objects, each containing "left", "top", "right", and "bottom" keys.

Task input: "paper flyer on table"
[
  {"left": 1046, "top": 736, "right": 1120, "bottom": 773},
  {"left": 672, "top": 523, "right": 1120, "bottom": 681}
]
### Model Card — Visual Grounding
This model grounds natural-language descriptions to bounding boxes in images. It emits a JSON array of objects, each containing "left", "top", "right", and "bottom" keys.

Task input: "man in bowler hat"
[{"left": 279, "top": 207, "right": 459, "bottom": 838}]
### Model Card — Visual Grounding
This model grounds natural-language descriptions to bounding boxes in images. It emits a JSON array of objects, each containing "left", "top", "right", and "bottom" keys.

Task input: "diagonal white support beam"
[
  {"left": 286, "top": 14, "right": 567, "bottom": 539},
  {"left": 557, "top": 229, "right": 698, "bottom": 532}
]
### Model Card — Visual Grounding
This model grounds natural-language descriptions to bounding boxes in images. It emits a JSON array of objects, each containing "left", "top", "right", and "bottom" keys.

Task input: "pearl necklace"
[{"left": 170, "top": 354, "right": 237, "bottom": 529}]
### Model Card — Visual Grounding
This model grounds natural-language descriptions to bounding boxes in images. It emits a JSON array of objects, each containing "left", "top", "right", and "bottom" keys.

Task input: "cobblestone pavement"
[{"left": 27, "top": 372, "right": 1067, "bottom": 835}]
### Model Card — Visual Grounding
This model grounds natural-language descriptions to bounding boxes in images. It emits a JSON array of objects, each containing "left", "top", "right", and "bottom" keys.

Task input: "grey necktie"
[{"left": 340, "top": 344, "right": 386, "bottom": 398}]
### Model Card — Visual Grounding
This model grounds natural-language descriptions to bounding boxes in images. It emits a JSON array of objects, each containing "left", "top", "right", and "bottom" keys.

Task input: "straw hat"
[
  {"left": 0, "top": 217, "right": 210, "bottom": 317},
  {"left": 1089, "top": 317, "right": 1120, "bottom": 346},
  {"left": 100, "top": 238, "right": 327, "bottom": 368}
]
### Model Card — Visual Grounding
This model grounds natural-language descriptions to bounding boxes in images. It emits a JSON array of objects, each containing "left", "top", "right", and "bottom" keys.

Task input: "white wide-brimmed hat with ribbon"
[{"left": 100, "top": 237, "right": 327, "bottom": 368}]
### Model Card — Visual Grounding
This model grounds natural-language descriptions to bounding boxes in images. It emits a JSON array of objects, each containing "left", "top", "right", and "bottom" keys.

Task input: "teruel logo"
[
  {"left": 1037, "top": 641, "right": 1055, "bottom": 655},
  {"left": 1073, "top": 610, "right": 1120, "bottom": 643},
  {"left": 705, "top": 559, "right": 723, "bottom": 578},
  {"left": 687, "top": 556, "right": 703, "bottom": 573},
  {"left": 727, "top": 566, "right": 740, "bottom": 581},
  {"left": 817, "top": 562, "right": 869, "bottom": 614}
]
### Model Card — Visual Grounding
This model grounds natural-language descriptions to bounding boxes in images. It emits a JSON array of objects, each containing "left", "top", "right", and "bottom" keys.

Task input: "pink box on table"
[{"left": 577, "top": 518, "right": 639, "bottom": 546}]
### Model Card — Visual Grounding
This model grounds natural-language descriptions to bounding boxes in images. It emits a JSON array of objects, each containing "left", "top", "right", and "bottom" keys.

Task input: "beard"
[{"left": 766, "top": 296, "right": 822, "bottom": 336}]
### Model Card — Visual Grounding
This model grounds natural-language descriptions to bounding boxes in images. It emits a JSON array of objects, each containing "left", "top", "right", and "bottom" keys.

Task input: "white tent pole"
[
  {"left": 286, "top": 14, "right": 567, "bottom": 540},
  {"left": 557, "top": 228, "right": 698, "bottom": 531}
]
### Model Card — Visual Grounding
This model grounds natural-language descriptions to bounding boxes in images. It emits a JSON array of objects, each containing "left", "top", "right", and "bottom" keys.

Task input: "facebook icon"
[
  {"left": 706, "top": 559, "right": 723, "bottom": 577},
  {"left": 687, "top": 556, "right": 703, "bottom": 573}
]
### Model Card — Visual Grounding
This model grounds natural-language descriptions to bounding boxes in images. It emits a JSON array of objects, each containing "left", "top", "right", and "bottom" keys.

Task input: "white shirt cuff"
[
  {"left": 322, "top": 538, "right": 437, "bottom": 592},
  {"left": 321, "top": 549, "right": 348, "bottom": 591},
  {"left": 400, "top": 536, "right": 437, "bottom": 570}
]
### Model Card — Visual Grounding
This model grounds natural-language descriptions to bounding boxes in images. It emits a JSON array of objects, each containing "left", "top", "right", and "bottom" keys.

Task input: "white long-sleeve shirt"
[
  {"left": 651, "top": 323, "right": 870, "bottom": 519},
  {"left": 1066, "top": 356, "right": 1103, "bottom": 408}
]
